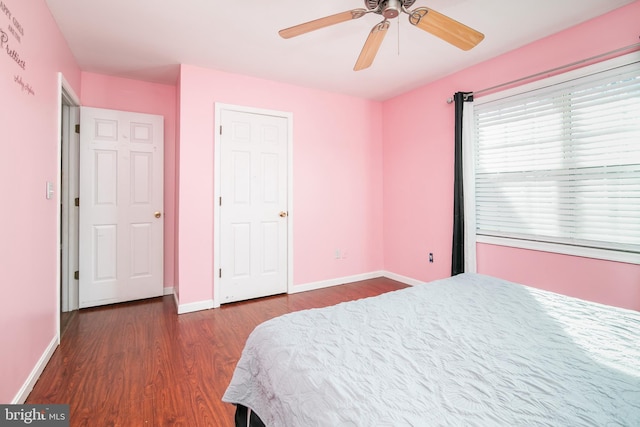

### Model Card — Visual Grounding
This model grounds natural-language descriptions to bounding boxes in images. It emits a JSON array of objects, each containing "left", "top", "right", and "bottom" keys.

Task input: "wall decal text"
[
  {"left": 1, "top": 29, "right": 26, "bottom": 69},
  {"left": 1, "top": 1, "right": 34, "bottom": 96},
  {"left": 14, "top": 74, "right": 34, "bottom": 95}
]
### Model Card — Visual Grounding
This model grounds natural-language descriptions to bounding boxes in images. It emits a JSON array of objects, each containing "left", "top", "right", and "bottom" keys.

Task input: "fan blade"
[
  {"left": 279, "top": 9, "right": 367, "bottom": 39},
  {"left": 408, "top": 7, "right": 484, "bottom": 50},
  {"left": 354, "top": 20, "right": 390, "bottom": 71}
]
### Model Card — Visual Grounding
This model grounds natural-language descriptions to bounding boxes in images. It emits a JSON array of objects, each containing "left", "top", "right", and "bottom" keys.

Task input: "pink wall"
[
  {"left": 177, "top": 65, "right": 384, "bottom": 305},
  {"left": 477, "top": 245, "right": 640, "bottom": 309},
  {"left": 0, "top": 0, "right": 81, "bottom": 402},
  {"left": 81, "top": 72, "right": 178, "bottom": 289},
  {"left": 382, "top": 2, "right": 640, "bottom": 310}
]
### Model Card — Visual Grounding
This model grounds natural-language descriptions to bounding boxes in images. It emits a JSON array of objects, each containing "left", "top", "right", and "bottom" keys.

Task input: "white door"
[
  {"left": 79, "top": 107, "right": 164, "bottom": 308},
  {"left": 219, "top": 109, "right": 289, "bottom": 303}
]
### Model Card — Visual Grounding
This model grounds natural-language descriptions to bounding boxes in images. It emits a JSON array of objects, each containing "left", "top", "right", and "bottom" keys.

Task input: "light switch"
[{"left": 46, "top": 181, "right": 54, "bottom": 200}]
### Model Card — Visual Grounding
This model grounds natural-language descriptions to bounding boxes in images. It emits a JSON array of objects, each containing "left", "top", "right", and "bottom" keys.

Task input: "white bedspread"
[{"left": 223, "top": 273, "right": 640, "bottom": 426}]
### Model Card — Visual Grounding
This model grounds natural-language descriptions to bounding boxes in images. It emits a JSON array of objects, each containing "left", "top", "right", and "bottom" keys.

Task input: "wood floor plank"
[{"left": 26, "top": 277, "right": 408, "bottom": 426}]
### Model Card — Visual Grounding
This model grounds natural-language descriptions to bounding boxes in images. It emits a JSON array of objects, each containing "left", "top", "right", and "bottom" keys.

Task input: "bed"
[{"left": 222, "top": 273, "right": 640, "bottom": 426}]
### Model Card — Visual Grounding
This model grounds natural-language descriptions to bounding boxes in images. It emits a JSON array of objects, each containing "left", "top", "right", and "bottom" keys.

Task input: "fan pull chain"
[{"left": 397, "top": 17, "right": 400, "bottom": 56}]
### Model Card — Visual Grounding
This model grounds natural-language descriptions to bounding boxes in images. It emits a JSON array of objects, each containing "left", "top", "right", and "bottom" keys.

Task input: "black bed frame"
[{"left": 234, "top": 404, "right": 266, "bottom": 427}]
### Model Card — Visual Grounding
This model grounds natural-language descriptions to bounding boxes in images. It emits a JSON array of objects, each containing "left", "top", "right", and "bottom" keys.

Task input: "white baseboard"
[
  {"left": 289, "top": 271, "right": 385, "bottom": 294},
  {"left": 173, "top": 271, "right": 423, "bottom": 315},
  {"left": 13, "top": 336, "right": 58, "bottom": 404},
  {"left": 177, "top": 299, "right": 215, "bottom": 315},
  {"left": 163, "top": 286, "right": 174, "bottom": 296},
  {"left": 382, "top": 271, "right": 424, "bottom": 287}
]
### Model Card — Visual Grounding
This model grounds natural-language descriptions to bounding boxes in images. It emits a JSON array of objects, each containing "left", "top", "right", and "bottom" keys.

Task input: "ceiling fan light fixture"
[{"left": 382, "top": 0, "right": 402, "bottom": 19}]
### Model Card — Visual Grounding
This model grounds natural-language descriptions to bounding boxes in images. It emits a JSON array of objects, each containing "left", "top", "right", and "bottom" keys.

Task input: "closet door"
[{"left": 219, "top": 108, "right": 289, "bottom": 304}]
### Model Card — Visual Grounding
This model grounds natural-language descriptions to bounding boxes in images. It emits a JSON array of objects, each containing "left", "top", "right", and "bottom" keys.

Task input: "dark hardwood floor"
[{"left": 27, "top": 277, "right": 408, "bottom": 426}]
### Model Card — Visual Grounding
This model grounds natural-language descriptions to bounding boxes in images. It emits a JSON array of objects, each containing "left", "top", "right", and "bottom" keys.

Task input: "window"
[{"left": 472, "top": 54, "right": 640, "bottom": 264}]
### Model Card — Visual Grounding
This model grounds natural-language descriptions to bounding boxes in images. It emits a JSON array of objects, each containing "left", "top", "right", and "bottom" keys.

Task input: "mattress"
[{"left": 223, "top": 273, "right": 640, "bottom": 426}]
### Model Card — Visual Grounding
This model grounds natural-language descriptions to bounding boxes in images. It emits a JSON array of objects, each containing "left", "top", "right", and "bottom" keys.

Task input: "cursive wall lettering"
[
  {"left": 11, "top": 15, "right": 22, "bottom": 36},
  {"left": 0, "top": 1, "right": 10, "bottom": 20},
  {"left": 1, "top": 28, "right": 25, "bottom": 69},
  {"left": 14, "top": 74, "right": 34, "bottom": 95},
  {"left": 2, "top": 0, "right": 34, "bottom": 96}
]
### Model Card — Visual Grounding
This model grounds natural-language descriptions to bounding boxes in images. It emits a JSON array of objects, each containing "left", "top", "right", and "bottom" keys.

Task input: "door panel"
[
  {"left": 232, "top": 223, "right": 252, "bottom": 277},
  {"left": 262, "top": 221, "right": 279, "bottom": 272},
  {"left": 79, "top": 107, "right": 164, "bottom": 308},
  {"left": 131, "top": 223, "right": 152, "bottom": 276},
  {"left": 95, "top": 150, "right": 118, "bottom": 205},
  {"left": 94, "top": 225, "right": 117, "bottom": 280},
  {"left": 220, "top": 109, "right": 289, "bottom": 303}
]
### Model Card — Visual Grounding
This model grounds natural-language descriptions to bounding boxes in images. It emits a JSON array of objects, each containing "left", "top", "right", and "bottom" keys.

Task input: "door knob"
[
  {"left": 279, "top": 211, "right": 288, "bottom": 218},
  {"left": 155, "top": 212, "right": 162, "bottom": 218}
]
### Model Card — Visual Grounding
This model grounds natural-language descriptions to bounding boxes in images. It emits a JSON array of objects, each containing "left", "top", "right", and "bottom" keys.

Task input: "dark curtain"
[{"left": 451, "top": 92, "right": 473, "bottom": 276}]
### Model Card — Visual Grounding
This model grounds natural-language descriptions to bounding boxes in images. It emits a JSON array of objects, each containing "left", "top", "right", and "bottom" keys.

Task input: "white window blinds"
[{"left": 473, "top": 58, "right": 640, "bottom": 257}]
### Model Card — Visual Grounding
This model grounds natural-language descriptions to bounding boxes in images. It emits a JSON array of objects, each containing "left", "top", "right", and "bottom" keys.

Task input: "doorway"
[{"left": 58, "top": 74, "right": 80, "bottom": 339}]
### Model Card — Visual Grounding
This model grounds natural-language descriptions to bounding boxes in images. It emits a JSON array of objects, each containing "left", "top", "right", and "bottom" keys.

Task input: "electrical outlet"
[
  {"left": 335, "top": 249, "right": 341, "bottom": 259},
  {"left": 429, "top": 253, "right": 434, "bottom": 263}
]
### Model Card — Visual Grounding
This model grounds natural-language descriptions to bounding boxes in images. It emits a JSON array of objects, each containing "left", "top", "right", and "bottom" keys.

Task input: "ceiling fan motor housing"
[{"left": 365, "top": 0, "right": 417, "bottom": 17}]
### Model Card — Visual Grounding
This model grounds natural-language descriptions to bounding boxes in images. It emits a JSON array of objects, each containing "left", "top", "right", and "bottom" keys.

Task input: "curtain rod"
[{"left": 446, "top": 39, "right": 640, "bottom": 104}]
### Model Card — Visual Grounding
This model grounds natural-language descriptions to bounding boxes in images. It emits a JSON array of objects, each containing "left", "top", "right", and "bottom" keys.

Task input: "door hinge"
[
  {"left": 219, "top": 268, "right": 222, "bottom": 278},
  {"left": 74, "top": 197, "right": 80, "bottom": 207},
  {"left": 219, "top": 125, "right": 222, "bottom": 135},
  {"left": 75, "top": 124, "right": 80, "bottom": 134},
  {"left": 74, "top": 271, "right": 79, "bottom": 280},
  {"left": 219, "top": 196, "right": 222, "bottom": 206}
]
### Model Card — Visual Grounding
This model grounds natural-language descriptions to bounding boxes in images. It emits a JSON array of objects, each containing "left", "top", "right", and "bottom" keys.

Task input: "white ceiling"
[{"left": 45, "top": 0, "right": 635, "bottom": 101}]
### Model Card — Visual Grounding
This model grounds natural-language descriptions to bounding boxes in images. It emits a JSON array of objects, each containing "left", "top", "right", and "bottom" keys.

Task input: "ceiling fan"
[{"left": 279, "top": 0, "right": 485, "bottom": 71}]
